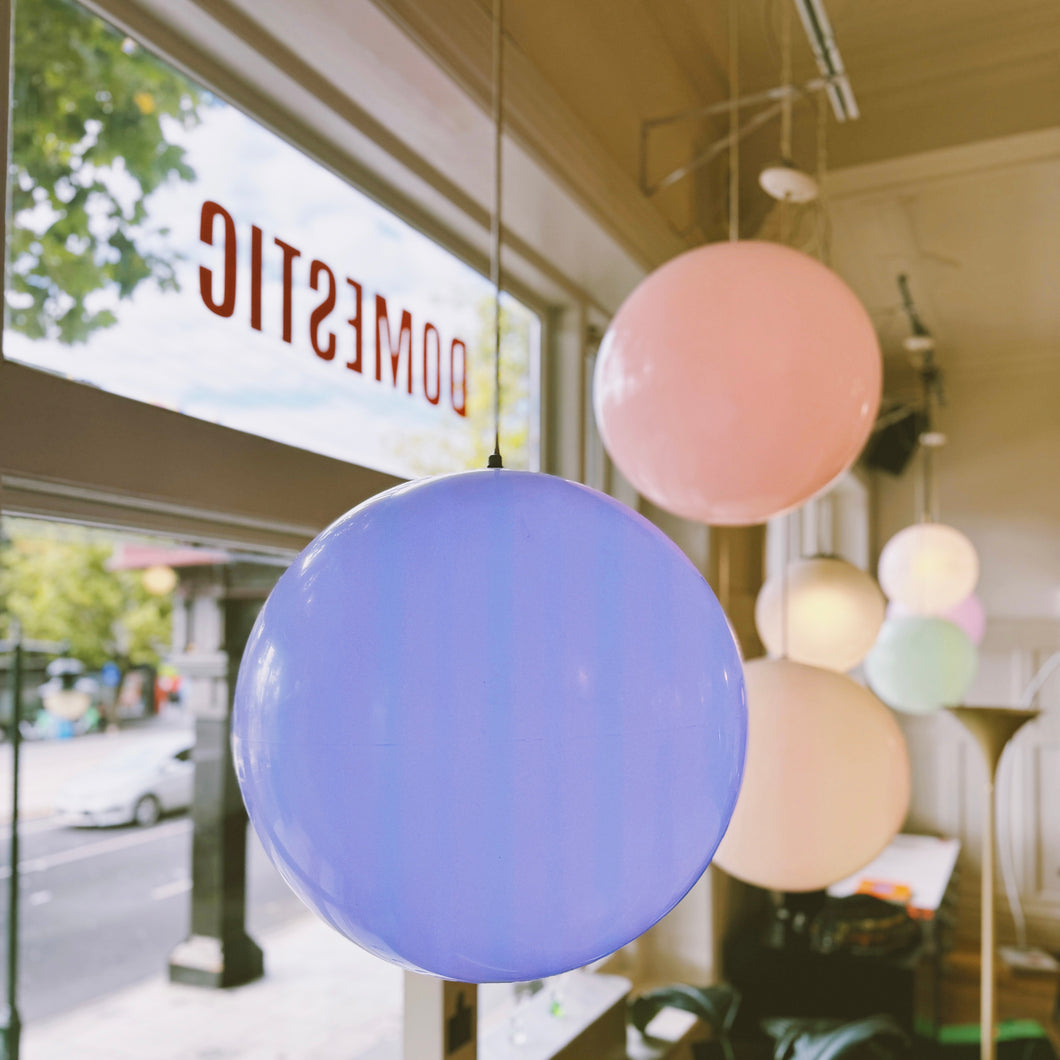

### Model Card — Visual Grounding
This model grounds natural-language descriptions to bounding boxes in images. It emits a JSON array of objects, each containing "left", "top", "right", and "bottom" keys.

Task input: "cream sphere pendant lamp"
[
  {"left": 756, "top": 503, "right": 886, "bottom": 673},
  {"left": 756, "top": 555, "right": 885, "bottom": 672},
  {"left": 713, "top": 657, "right": 911, "bottom": 892}
]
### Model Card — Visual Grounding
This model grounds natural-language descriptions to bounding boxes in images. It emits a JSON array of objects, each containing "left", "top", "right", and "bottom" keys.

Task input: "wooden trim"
[
  {"left": 0, "top": 0, "right": 11, "bottom": 355},
  {"left": 824, "top": 127, "right": 1060, "bottom": 198},
  {"left": 371, "top": 0, "right": 689, "bottom": 270},
  {"left": 0, "top": 362, "right": 402, "bottom": 550}
]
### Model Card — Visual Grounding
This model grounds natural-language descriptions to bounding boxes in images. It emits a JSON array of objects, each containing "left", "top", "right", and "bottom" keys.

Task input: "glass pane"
[
  {"left": 5, "top": 0, "right": 539, "bottom": 479},
  {"left": 0, "top": 516, "right": 405, "bottom": 1053}
]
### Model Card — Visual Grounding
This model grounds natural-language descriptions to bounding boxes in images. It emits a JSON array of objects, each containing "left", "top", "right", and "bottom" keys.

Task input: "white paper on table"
[{"left": 827, "top": 834, "right": 961, "bottom": 915}]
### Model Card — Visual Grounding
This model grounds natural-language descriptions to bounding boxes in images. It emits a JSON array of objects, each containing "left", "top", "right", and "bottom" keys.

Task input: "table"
[{"left": 723, "top": 834, "right": 961, "bottom": 1036}]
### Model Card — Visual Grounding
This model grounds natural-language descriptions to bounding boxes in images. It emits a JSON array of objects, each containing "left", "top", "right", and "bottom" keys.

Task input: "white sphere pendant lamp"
[
  {"left": 877, "top": 410, "right": 978, "bottom": 615},
  {"left": 878, "top": 522, "right": 979, "bottom": 615}
]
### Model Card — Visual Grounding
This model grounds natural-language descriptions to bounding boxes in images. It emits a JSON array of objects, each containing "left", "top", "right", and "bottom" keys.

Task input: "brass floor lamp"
[{"left": 947, "top": 706, "right": 1039, "bottom": 1060}]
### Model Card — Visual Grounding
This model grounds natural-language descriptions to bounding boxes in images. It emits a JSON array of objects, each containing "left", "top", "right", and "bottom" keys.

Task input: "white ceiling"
[
  {"left": 826, "top": 129, "right": 1060, "bottom": 385},
  {"left": 825, "top": 130, "right": 1060, "bottom": 617}
]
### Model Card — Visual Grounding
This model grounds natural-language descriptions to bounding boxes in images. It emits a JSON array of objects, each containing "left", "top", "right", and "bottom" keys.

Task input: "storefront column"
[{"left": 168, "top": 563, "right": 274, "bottom": 988}]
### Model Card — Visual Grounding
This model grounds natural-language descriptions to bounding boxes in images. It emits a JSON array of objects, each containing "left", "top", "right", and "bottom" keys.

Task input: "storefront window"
[
  {"left": 5, "top": 0, "right": 539, "bottom": 479},
  {"left": 2, "top": 3, "right": 552, "bottom": 1052}
]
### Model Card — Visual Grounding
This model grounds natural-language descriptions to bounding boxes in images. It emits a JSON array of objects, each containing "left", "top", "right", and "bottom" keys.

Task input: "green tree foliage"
[
  {"left": 0, "top": 520, "right": 171, "bottom": 670},
  {"left": 8, "top": 0, "right": 203, "bottom": 343},
  {"left": 460, "top": 296, "right": 533, "bottom": 468}
]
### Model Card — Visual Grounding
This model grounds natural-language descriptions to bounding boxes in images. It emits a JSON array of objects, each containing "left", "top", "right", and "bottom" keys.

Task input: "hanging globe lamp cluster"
[
  {"left": 232, "top": 0, "right": 907, "bottom": 976},
  {"left": 589, "top": 12, "right": 911, "bottom": 892}
]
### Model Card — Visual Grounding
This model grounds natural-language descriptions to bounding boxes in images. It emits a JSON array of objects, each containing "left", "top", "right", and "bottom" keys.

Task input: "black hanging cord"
[
  {"left": 898, "top": 274, "right": 947, "bottom": 522},
  {"left": 896, "top": 273, "right": 945, "bottom": 423},
  {"left": 487, "top": 0, "right": 504, "bottom": 469},
  {"left": 897, "top": 273, "right": 928, "bottom": 337}
]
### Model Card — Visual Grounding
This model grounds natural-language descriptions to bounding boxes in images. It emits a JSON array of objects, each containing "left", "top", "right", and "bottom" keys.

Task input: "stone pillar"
[{"left": 167, "top": 562, "right": 277, "bottom": 988}]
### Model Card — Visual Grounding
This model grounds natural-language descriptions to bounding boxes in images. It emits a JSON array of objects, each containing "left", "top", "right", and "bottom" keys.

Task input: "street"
[{"left": 0, "top": 726, "right": 309, "bottom": 1024}]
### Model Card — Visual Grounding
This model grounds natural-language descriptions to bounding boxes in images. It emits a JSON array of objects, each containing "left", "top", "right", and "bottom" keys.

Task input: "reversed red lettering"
[
  {"left": 375, "top": 294, "right": 413, "bottom": 393},
  {"left": 450, "top": 338, "right": 467, "bottom": 417},
  {"left": 198, "top": 201, "right": 236, "bottom": 318},
  {"left": 346, "top": 279, "right": 363, "bottom": 373},
  {"left": 309, "top": 260, "right": 337, "bottom": 361},
  {"left": 196, "top": 204, "right": 475, "bottom": 421},
  {"left": 274, "top": 238, "right": 301, "bottom": 344},
  {"left": 422, "top": 322, "right": 441, "bottom": 406},
  {"left": 250, "top": 225, "right": 263, "bottom": 331}
]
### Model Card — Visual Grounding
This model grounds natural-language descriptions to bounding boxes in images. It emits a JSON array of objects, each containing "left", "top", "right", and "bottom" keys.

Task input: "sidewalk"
[
  {"left": 18, "top": 913, "right": 561, "bottom": 1060},
  {"left": 22, "top": 913, "right": 405, "bottom": 1060}
]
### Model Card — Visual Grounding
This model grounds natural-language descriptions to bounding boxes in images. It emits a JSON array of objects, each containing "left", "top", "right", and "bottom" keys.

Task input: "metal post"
[
  {"left": 980, "top": 767, "right": 996, "bottom": 1060},
  {"left": 948, "top": 707, "right": 1038, "bottom": 1060},
  {"left": 2, "top": 632, "right": 22, "bottom": 1060}
]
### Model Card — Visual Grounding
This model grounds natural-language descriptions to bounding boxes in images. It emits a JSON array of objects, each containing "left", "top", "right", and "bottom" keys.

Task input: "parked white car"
[{"left": 56, "top": 733, "right": 196, "bottom": 827}]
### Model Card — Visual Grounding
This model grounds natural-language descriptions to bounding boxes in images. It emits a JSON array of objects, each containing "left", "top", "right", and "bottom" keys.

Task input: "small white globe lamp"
[
  {"left": 878, "top": 522, "right": 978, "bottom": 615},
  {"left": 755, "top": 556, "right": 886, "bottom": 672}
]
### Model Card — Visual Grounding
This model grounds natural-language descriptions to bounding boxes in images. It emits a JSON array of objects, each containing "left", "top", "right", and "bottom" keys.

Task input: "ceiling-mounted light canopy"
[
  {"left": 593, "top": 241, "right": 881, "bottom": 526},
  {"left": 759, "top": 161, "right": 819, "bottom": 203},
  {"left": 755, "top": 555, "right": 885, "bottom": 672},
  {"left": 233, "top": 470, "right": 747, "bottom": 982}
]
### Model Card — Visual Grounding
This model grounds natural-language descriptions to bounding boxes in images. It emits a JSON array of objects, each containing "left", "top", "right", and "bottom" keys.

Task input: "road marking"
[
  {"left": 0, "top": 816, "right": 69, "bottom": 841},
  {"left": 29, "top": 890, "right": 52, "bottom": 906},
  {"left": 0, "top": 819, "right": 191, "bottom": 881},
  {"left": 151, "top": 877, "right": 192, "bottom": 901}
]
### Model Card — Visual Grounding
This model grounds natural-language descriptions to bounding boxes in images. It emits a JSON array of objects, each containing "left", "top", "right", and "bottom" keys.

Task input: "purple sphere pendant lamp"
[{"left": 231, "top": 0, "right": 747, "bottom": 984}]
